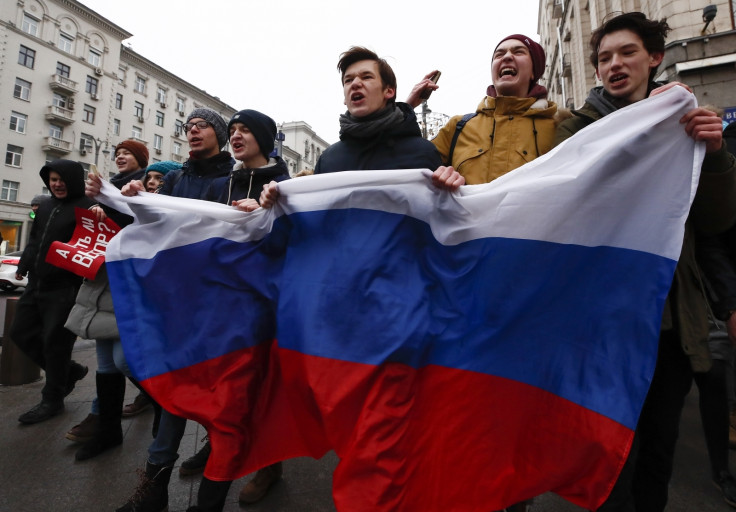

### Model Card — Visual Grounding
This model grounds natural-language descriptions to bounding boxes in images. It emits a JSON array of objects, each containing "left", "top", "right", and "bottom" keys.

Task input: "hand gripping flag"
[{"left": 98, "top": 87, "right": 704, "bottom": 511}]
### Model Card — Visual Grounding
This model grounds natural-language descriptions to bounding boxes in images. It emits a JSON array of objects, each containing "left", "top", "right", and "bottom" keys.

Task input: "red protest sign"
[{"left": 45, "top": 207, "right": 121, "bottom": 279}]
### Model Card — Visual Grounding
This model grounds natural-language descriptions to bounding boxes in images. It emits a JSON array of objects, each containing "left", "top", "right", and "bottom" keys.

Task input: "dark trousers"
[
  {"left": 696, "top": 358, "right": 730, "bottom": 479},
  {"left": 10, "top": 284, "right": 79, "bottom": 402},
  {"left": 598, "top": 330, "right": 693, "bottom": 512}
]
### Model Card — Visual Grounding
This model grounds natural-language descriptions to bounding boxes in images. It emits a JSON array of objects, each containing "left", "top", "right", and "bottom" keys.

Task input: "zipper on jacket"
[
  {"left": 246, "top": 170, "right": 255, "bottom": 200},
  {"left": 34, "top": 203, "right": 63, "bottom": 271}
]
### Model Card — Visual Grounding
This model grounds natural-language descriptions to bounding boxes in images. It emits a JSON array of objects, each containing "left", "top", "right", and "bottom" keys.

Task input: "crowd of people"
[{"left": 9, "top": 10, "right": 736, "bottom": 512}]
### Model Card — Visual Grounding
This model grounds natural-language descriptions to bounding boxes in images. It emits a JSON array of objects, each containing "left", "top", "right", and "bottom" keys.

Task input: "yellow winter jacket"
[{"left": 432, "top": 96, "right": 557, "bottom": 185}]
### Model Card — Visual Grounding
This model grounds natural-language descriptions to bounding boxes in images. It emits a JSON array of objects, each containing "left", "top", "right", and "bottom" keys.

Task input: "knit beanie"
[
  {"left": 495, "top": 34, "right": 546, "bottom": 83},
  {"left": 227, "top": 110, "right": 276, "bottom": 159},
  {"left": 145, "top": 160, "right": 182, "bottom": 177},
  {"left": 115, "top": 139, "right": 149, "bottom": 169},
  {"left": 187, "top": 108, "right": 229, "bottom": 149},
  {"left": 228, "top": 109, "right": 277, "bottom": 159}
]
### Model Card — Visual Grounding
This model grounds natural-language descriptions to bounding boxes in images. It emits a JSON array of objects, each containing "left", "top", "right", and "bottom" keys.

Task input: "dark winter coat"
[
  {"left": 159, "top": 151, "right": 234, "bottom": 199},
  {"left": 207, "top": 156, "right": 290, "bottom": 205},
  {"left": 315, "top": 103, "right": 442, "bottom": 173},
  {"left": 17, "top": 159, "right": 95, "bottom": 290},
  {"left": 105, "top": 168, "right": 145, "bottom": 228}
]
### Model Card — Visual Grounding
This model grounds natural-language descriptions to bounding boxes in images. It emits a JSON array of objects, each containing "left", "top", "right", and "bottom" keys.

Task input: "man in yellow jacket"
[{"left": 407, "top": 34, "right": 557, "bottom": 185}]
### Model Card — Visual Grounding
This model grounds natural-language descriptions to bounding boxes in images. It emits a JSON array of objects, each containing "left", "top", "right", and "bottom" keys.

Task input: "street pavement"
[{"left": 2, "top": 334, "right": 736, "bottom": 511}]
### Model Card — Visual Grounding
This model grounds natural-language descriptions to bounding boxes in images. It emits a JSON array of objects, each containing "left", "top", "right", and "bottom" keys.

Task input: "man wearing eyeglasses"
[
  {"left": 156, "top": 108, "right": 234, "bottom": 198},
  {"left": 94, "top": 107, "right": 235, "bottom": 512}
]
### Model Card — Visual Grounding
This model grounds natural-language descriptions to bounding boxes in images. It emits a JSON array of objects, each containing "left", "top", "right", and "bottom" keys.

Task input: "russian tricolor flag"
[{"left": 99, "top": 87, "right": 703, "bottom": 511}]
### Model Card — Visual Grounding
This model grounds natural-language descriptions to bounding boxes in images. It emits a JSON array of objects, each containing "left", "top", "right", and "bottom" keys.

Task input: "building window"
[
  {"left": 175, "top": 119, "right": 184, "bottom": 136},
  {"left": 86, "top": 76, "right": 98, "bottom": 95},
  {"left": 56, "top": 62, "right": 71, "bottom": 78},
  {"left": 156, "top": 111, "right": 164, "bottom": 127},
  {"left": 134, "top": 101, "right": 144, "bottom": 118},
  {"left": 83, "top": 104, "right": 96, "bottom": 124},
  {"left": 14, "top": 78, "right": 31, "bottom": 101},
  {"left": 173, "top": 142, "right": 182, "bottom": 155},
  {"left": 132, "top": 126, "right": 142, "bottom": 140},
  {"left": 52, "top": 93, "right": 68, "bottom": 109},
  {"left": 176, "top": 97, "right": 185, "bottom": 113},
  {"left": 49, "top": 124, "right": 63, "bottom": 139},
  {"left": 58, "top": 33, "right": 74, "bottom": 53},
  {"left": 9, "top": 112, "right": 27, "bottom": 134},
  {"left": 153, "top": 134, "right": 163, "bottom": 150},
  {"left": 1, "top": 180, "right": 20, "bottom": 201},
  {"left": 80, "top": 133, "right": 94, "bottom": 152},
  {"left": 5, "top": 145, "right": 23, "bottom": 167},
  {"left": 115, "top": 93, "right": 123, "bottom": 110},
  {"left": 88, "top": 48, "right": 102, "bottom": 67},
  {"left": 22, "top": 13, "right": 39, "bottom": 36},
  {"left": 157, "top": 87, "right": 166, "bottom": 104},
  {"left": 18, "top": 45, "right": 36, "bottom": 69},
  {"left": 134, "top": 76, "right": 146, "bottom": 94},
  {"left": 113, "top": 119, "right": 120, "bottom": 136}
]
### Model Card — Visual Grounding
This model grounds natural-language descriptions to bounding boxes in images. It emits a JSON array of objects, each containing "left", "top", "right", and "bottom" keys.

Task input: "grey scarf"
[
  {"left": 585, "top": 82, "right": 663, "bottom": 117},
  {"left": 339, "top": 104, "right": 405, "bottom": 139}
]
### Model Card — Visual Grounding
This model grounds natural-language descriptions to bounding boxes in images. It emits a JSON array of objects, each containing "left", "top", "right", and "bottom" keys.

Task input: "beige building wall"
[
  {"left": 538, "top": 0, "right": 736, "bottom": 111},
  {"left": 279, "top": 121, "right": 329, "bottom": 176},
  {"left": 1, "top": 0, "right": 330, "bottom": 252}
]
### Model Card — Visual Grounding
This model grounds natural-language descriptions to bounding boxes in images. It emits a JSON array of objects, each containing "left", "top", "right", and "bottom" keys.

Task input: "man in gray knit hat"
[{"left": 90, "top": 106, "right": 235, "bottom": 512}]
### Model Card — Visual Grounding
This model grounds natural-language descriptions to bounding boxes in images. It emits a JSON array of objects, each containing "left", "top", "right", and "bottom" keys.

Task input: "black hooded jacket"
[
  {"left": 159, "top": 151, "right": 234, "bottom": 199},
  {"left": 315, "top": 102, "right": 442, "bottom": 173},
  {"left": 207, "top": 156, "right": 290, "bottom": 204},
  {"left": 18, "top": 160, "right": 95, "bottom": 290}
]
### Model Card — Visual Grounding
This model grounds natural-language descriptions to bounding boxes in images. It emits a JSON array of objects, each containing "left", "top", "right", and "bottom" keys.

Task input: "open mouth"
[
  {"left": 500, "top": 67, "right": 517, "bottom": 77},
  {"left": 610, "top": 73, "right": 627, "bottom": 83},
  {"left": 351, "top": 93, "right": 364, "bottom": 102},
  {"left": 232, "top": 142, "right": 244, "bottom": 151}
]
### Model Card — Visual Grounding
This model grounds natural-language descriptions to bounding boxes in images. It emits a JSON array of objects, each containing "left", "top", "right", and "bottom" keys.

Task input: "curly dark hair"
[{"left": 589, "top": 12, "right": 671, "bottom": 81}]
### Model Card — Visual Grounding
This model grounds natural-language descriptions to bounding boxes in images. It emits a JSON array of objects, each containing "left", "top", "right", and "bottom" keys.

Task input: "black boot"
[
  {"left": 196, "top": 477, "right": 232, "bottom": 512},
  {"left": 116, "top": 461, "right": 173, "bottom": 512},
  {"left": 76, "top": 372, "right": 125, "bottom": 460},
  {"left": 179, "top": 437, "right": 211, "bottom": 476}
]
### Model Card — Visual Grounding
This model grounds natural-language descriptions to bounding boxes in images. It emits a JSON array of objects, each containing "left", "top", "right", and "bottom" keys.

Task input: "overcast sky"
[{"left": 81, "top": 0, "right": 542, "bottom": 144}]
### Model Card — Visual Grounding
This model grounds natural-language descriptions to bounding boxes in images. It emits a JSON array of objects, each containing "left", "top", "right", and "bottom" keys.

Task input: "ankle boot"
[
  {"left": 238, "top": 461, "right": 282, "bottom": 504},
  {"left": 76, "top": 372, "right": 125, "bottom": 461},
  {"left": 196, "top": 477, "right": 232, "bottom": 512},
  {"left": 116, "top": 461, "right": 173, "bottom": 512}
]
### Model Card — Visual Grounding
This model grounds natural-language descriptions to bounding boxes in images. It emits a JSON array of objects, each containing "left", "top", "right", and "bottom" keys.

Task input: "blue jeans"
[{"left": 148, "top": 409, "right": 187, "bottom": 465}]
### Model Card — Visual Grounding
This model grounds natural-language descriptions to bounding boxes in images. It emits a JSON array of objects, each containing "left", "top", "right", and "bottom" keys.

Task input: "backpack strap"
[{"left": 446, "top": 113, "right": 477, "bottom": 166}]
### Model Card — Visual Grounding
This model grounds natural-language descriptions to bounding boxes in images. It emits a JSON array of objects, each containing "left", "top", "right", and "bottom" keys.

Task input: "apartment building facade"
[
  {"left": 538, "top": 0, "right": 736, "bottom": 117},
  {"left": 279, "top": 121, "right": 330, "bottom": 175},
  {"left": 0, "top": 0, "right": 238, "bottom": 252}
]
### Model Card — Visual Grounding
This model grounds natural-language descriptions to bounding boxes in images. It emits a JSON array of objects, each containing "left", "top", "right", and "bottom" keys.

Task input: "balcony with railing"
[
  {"left": 49, "top": 74, "right": 78, "bottom": 94},
  {"left": 41, "top": 136, "right": 73, "bottom": 154},
  {"left": 45, "top": 105, "right": 75, "bottom": 124}
]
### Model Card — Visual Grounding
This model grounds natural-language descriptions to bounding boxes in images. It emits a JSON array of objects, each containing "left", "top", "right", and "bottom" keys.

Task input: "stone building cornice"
[{"left": 49, "top": 0, "right": 132, "bottom": 40}]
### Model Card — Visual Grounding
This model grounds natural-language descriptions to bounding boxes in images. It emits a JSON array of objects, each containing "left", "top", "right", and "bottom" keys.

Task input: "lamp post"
[
  {"left": 421, "top": 101, "right": 432, "bottom": 139},
  {"left": 276, "top": 126, "right": 285, "bottom": 157},
  {"left": 91, "top": 137, "right": 109, "bottom": 166}
]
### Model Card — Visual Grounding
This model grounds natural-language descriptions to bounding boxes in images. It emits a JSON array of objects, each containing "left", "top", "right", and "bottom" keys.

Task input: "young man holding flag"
[{"left": 555, "top": 12, "right": 736, "bottom": 511}]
